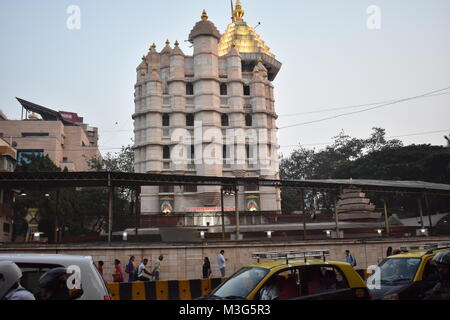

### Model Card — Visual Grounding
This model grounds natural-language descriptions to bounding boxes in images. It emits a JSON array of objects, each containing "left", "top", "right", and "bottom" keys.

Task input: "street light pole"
[
  {"left": 424, "top": 192, "right": 433, "bottom": 235},
  {"left": 54, "top": 190, "right": 59, "bottom": 244},
  {"left": 108, "top": 173, "right": 114, "bottom": 244},
  {"left": 300, "top": 188, "right": 306, "bottom": 240},
  {"left": 334, "top": 196, "right": 340, "bottom": 238},
  {"left": 221, "top": 187, "right": 225, "bottom": 240},
  {"left": 235, "top": 185, "right": 239, "bottom": 240},
  {"left": 382, "top": 199, "right": 390, "bottom": 237},
  {"left": 135, "top": 187, "right": 140, "bottom": 242}
]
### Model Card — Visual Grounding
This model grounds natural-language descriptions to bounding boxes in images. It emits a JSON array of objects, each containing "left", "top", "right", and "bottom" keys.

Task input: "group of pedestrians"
[
  {"left": 202, "top": 250, "right": 227, "bottom": 279},
  {"left": 97, "top": 255, "right": 164, "bottom": 283},
  {"left": 96, "top": 251, "right": 225, "bottom": 283}
]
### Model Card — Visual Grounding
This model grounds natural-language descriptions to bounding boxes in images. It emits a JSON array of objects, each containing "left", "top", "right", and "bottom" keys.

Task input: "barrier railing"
[{"left": 107, "top": 277, "right": 228, "bottom": 300}]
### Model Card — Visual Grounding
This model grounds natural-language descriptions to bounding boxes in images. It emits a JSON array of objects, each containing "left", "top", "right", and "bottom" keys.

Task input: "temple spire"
[
  {"left": 233, "top": 0, "right": 245, "bottom": 22},
  {"left": 231, "top": 0, "right": 235, "bottom": 23}
]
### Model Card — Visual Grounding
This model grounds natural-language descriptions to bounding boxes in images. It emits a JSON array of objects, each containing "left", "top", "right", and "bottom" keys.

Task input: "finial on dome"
[
  {"left": 142, "top": 55, "right": 146, "bottom": 62},
  {"left": 165, "top": 39, "right": 170, "bottom": 46},
  {"left": 233, "top": 0, "right": 245, "bottom": 22},
  {"left": 201, "top": 9, "right": 208, "bottom": 21},
  {"left": 140, "top": 70, "right": 146, "bottom": 77},
  {"left": 151, "top": 66, "right": 158, "bottom": 72},
  {"left": 150, "top": 43, "right": 156, "bottom": 50},
  {"left": 174, "top": 40, "right": 180, "bottom": 46}
]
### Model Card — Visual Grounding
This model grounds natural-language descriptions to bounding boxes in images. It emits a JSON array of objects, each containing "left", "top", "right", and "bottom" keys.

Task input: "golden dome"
[{"left": 218, "top": 1, "right": 275, "bottom": 58}]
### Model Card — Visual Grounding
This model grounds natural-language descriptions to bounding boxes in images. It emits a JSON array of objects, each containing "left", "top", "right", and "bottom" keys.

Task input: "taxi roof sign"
[
  {"left": 252, "top": 250, "right": 330, "bottom": 264},
  {"left": 400, "top": 243, "right": 450, "bottom": 253},
  {"left": 399, "top": 245, "right": 436, "bottom": 252}
]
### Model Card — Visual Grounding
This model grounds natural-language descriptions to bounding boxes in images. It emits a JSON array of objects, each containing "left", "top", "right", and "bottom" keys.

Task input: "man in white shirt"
[
  {"left": 137, "top": 259, "right": 152, "bottom": 282},
  {"left": 217, "top": 250, "right": 226, "bottom": 277}
]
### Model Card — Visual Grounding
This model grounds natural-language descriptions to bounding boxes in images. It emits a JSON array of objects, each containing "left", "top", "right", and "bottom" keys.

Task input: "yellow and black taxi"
[
  {"left": 367, "top": 243, "right": 450, "bottom": 300},
  {"left": 198, "top": 250, "right": 371, "bottom": 300}
]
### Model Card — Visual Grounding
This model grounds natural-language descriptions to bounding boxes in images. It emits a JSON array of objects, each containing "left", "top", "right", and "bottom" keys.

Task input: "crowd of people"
[
  {"left": 94, "top": 251, "right": 228, "bottom": 283},
  {"left": 95, "top": 255, "right": 165, "bottom": 283}
]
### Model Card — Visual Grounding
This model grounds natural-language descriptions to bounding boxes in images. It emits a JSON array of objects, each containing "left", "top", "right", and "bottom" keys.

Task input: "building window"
[
  {"left": 3, "top": 223, "right": 10, "bottom": 233},
  {"left": 163, "top": 146, "right": 170, "bottom": 159},
  {"left": 162, "top": 114, "right": 170, "bottom": 127},
  {"left": 17, "top": 150, "right": 44, "bottom": 164},
  {"left": 244, "top": 185, "right": 259, "bottom": 192},
  {"left": 221, "top": 114, "right": 229, "bottom": 127},
  {"left": 190, "top": 145, "right": 195, "bottom": 159},
  {"left": 159, "top": 185, "right": 174, "bottom": 193},
  {"left": 246, "top": 144, "right": 250, "bottom": 159},
  {"left": 223, "top": 145, "right": 227, "bottom": 160},
  {"left": 186, "top": 113, "right": 194, "bottom": 127},
  {"left": 21, "top": 132, "right": 49, "bottom": 137},
  {"left": 243, "top": 85, "right": 250, "bottom": 96},
  {"left": 184, "top": 185, "right": 198, "bottom": 193},
  {"left": 186, "top": 82, "right": 194, "bottom": 95},
  {"left": 245, "top": 114, "right": 253, "bottom": 127},
  {"left": 220, "top": 83, "right": 228, "bottom": 96}
]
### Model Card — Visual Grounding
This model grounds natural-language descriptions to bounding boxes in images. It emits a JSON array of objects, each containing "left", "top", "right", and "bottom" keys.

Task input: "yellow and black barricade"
[{"left": 108, "top": 277, "right": 227, "bottom": 300}]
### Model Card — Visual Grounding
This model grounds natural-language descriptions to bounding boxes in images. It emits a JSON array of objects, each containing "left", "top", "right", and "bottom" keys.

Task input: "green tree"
[
  {"left": 86, "top": 143, "right": 136, "bottom": 232},
  {"left": 280, "top": 128, "right": 404, "bottom": 214},
  {"left": 333, "top": 144, "right": 450, "bottom": 217}
]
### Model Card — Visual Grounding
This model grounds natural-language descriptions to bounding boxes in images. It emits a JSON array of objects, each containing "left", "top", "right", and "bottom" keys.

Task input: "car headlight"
[{"left": 383, "top": 293, "right": 399, "bottom": 300}]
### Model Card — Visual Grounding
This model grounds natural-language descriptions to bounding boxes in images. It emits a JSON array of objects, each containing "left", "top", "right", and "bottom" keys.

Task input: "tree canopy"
[{"left": 279, "top": 127, "right": 450, "bottom": 216}]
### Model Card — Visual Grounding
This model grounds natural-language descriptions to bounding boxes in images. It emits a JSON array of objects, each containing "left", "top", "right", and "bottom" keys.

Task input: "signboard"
[
  {"left": 25, "top": 208, "right": 39, "bottom": 224},
  {"left": 185, "top": 207, "right": 236, "bottom": 213},
  {"left": 59, "top": 111, "right": 84, "bottom": 124},
  {"left": 24, "top": 208, "right": 40, "bottom": 243},
  {"left": 246, "top": 195, "right": 260, "bottom": 212},
  {"left": 160, "top": 197, "right": 174, "bottom": 214}
]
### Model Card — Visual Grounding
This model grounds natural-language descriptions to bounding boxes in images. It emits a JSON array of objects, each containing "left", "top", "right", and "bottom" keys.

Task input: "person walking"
[
  {"left": 97, "top": 261, "right": 104, "bottom": 276},
  {"left": 0, "top": 261, "right": 35, "bottom": 300},
  {"left": 137, "top": 259, "right": 153, "bottom": 282},
  {"left": 113, "top": 259, "right": 124, "bottom": 283},
  {"left": 386, "top": 247, "right": 393, "bottom": 257},
  {"left": 424, "top": 252, "right": 450, "bottom": 300},
  {"left": 217, "top": 250, "right": 226, "bottom": 277},
  {"left": 125, "top": 256, "right": 136, "bottom": 282},
  {"left": 151, "top": 255, "right": 163, "bottom": 281},
  {"left": 345, "top": 250, "right": 357, "bottom": 267},
  {"left": 202, "top": 257, "right": 212, "bottom": 279}
]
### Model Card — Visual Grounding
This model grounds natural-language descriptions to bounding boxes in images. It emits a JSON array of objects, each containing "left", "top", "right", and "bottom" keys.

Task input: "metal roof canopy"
[
  {"left": 1, "top": 172, "right": 450, "bottom": 195},
  {"left": 16, "top": 97, "right": 77, "bottom": 126}
]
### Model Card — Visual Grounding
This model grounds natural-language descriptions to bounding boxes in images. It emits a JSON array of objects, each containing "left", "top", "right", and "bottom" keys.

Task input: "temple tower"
[{"left": 133, "top": 1, "right": 282, "bottom": 216}]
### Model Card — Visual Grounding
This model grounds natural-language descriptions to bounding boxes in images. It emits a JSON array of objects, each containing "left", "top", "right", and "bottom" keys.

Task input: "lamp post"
[
  {"left": 234, "top": 185, "right": 240, "bottom": 240},
  {"left": 221, "top": 187, "right": 225, "bottom": 240}
]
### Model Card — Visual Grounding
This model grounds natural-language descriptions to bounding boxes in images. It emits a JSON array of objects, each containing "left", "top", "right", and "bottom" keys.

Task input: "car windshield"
[
  {"left": 212, "top": 267, "right": 269, "bottom": 299},
  {"left": 373, "top": 258, "right": 421, "bottom": 284}
]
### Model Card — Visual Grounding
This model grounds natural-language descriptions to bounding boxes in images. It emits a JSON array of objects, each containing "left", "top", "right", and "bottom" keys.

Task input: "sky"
[{"left": 0, "top": 0, "right": 449, "bottom": 157}]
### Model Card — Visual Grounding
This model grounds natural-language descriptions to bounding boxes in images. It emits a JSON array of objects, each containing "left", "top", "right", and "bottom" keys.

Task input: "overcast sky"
[{"left": 1, "top": 0, "right": 449, "bottom": 157}]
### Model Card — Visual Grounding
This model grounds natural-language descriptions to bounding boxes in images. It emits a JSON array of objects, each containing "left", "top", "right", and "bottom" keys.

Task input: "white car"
[{"left": 0, "top": 254, "right": 111, "bottom": 300}]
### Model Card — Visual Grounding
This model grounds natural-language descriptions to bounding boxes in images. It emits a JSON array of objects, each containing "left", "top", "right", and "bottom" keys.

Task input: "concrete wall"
[{"left": 1, "top": 237, "right": 449, "bottom": 283}]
